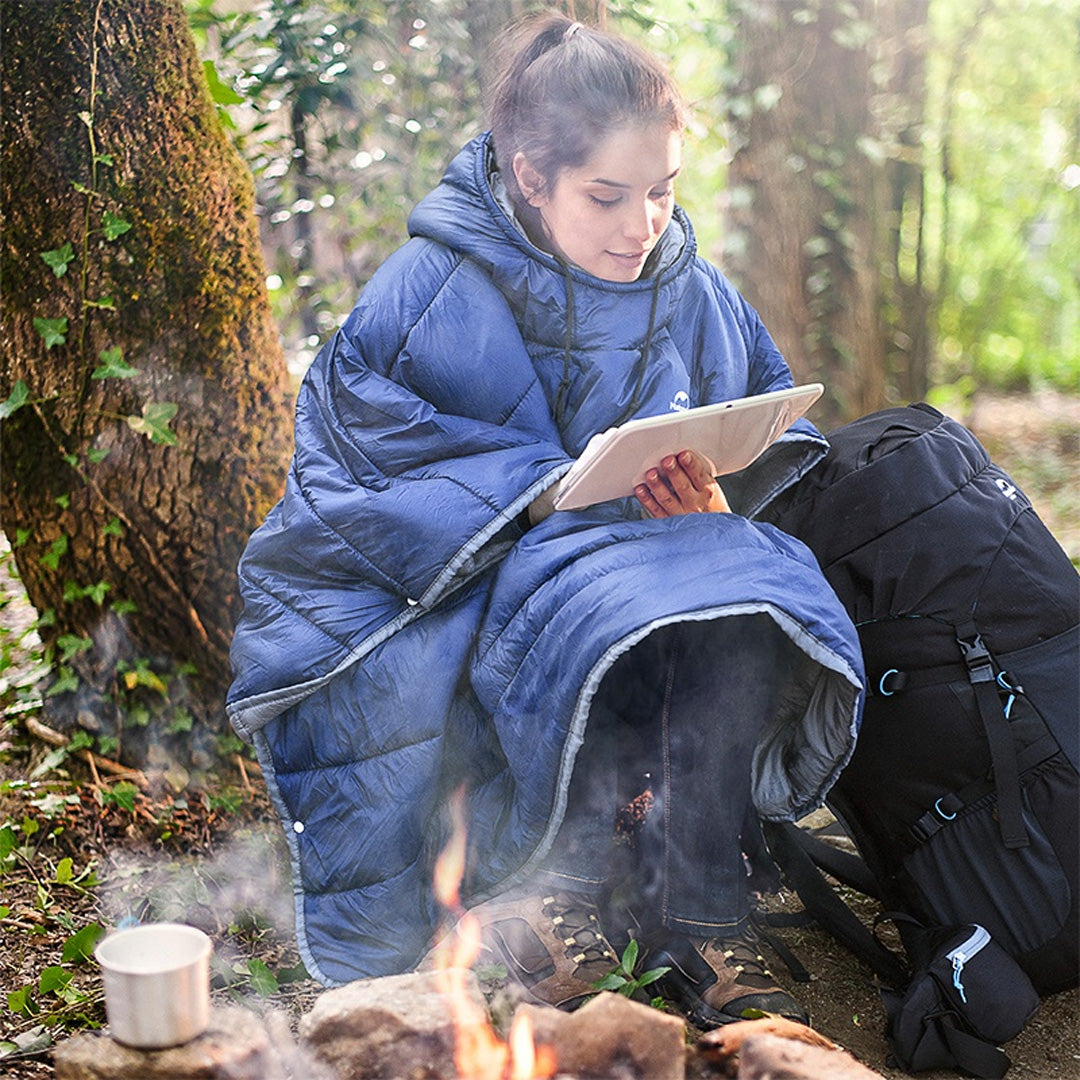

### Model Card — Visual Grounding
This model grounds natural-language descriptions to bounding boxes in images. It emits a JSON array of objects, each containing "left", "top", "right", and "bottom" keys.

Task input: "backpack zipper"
[{"left": 948, "top": 924, "right": 991, "bottom": 1003}]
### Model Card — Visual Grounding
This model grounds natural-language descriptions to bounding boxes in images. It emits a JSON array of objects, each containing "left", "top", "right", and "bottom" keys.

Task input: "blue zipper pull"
[
  {"left": 947, "top": 925, "right": 991, "bottom": 1006},
  {"left": 952, "top": 951, "right": 968, "bottom": 1003}
]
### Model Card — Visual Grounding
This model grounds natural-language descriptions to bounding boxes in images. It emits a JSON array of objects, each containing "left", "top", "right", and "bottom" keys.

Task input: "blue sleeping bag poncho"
[{"left": 227, "top": 133, "right": 864, "bottom": 986}]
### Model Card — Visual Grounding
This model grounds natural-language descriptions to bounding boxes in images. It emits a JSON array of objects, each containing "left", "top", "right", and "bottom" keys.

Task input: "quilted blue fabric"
[{"left": 227, "top": 134, "right": 864, "bottom": 986}]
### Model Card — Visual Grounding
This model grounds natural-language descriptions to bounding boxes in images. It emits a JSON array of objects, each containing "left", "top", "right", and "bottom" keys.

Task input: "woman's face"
[{"left": 515, "top": 122, "right": 682, "bottom": 283}]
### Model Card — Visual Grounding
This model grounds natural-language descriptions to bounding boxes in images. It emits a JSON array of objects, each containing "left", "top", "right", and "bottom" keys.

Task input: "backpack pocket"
[{"left": 902, "top": 753, "right": 1076, "bottom": 992}]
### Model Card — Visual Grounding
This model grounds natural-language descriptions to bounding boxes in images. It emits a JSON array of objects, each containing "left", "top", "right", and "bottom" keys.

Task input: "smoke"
[{"left": 97, "top": 825, "right": 296, "bottom": 968}]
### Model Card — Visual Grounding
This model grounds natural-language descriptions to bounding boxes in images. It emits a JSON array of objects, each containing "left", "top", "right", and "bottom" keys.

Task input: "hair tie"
[{"left": 563, "top": 21, "right": 584, "bottom": 42}]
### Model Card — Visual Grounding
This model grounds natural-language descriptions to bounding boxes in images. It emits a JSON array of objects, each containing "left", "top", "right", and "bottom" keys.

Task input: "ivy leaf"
[
  {"left": 0, "top": 379, "right": 30, "bottom": 418},
  {"left": 95, "top": 152, "right": 114, "bottom": 166},
  {"left": 33, "top": 317, "right": 68, "bottom": 350},
  {"left": 61, "top": 923, "right": 104, "bottom": 964},
  {"left": 46, "top": 666, "right": 79, "bottom": 697},
  {"left": 41, "top": 242, "right": 75, "bottom": 278},
  {"left": 126, "top": 401, "right": 178, "bottom": 445},
  {"left": 88, "top": 447, "right": 111, "bottom": 464},
  {"left": 101, "top": 211, "right": 131, "bottom": 240},
  {"left": 246, "top": 958, "right": 280, "bottom": 997},
  {"left": 84, "top": 295, "right": 116, "bottom": 310},
  {"left": 92, "top": 346, "right": 138, "bottom": 380},
  {"left": 39, "top": 966, "right": 73, "bottom": 995},
  {"left": 102, "top": 517, "right": 123, "bottom": 537},
  {"left": 40, "top": 534, "right": 69, "bottom": 571},
  {"left": 54, "top": 858, "right": 75, "bottom": 885}
]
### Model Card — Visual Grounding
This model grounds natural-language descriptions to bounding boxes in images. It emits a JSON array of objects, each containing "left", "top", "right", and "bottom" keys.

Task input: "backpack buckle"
[{"left": 957, "top": 629, "right": 995, "bottom": 684}]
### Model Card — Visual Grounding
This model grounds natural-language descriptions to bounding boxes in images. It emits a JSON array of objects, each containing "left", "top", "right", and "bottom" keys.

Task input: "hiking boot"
[
  {"left": 469, "top": 888, "right": 619, "bottom": 1011},
  {"left": 648, "top": 929, "right": 810, "bottom": 1029}
]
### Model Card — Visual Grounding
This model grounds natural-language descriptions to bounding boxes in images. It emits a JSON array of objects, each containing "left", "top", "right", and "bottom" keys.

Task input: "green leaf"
[
  {"left": 45, "top": 666, "right": 79, "bottom": 697},
  {"left": 246, "top": 957, "right": 279, "bottom": 997},
  {"left": 94, "top": 152, "right": 114, "bottom": 166},
  {"left": 101, "top": 211, "right": 131, "bottom": 241},
  {"left": 55, "top": 857, "right": 74, "bottom": 885},
  {"left": 56, "top": 634, "right": 92, "bottom": 662},
  {"left": 102, "top": 517, "right": 123, "bottom": 537},
  {"left": 41, "top": 242, "right": 75, "bottom": 278},
  {"left": 590, "top": 973, "right": 628, "bottom": 992},
  {"left": 38, "top": 966, "right": 73, "bottom": 995},
  {"left": 77, "top": 110, "right": 92, "bottom": 128},
  {"left": 0, "top": 379, "right": 30, "bottom": 419},
  {"left": 61, "top": 923, "right": 104, "bottom": 965},
  {"left": 88, "top": 447, "right": 111, "bottom": 464},
  {"left": 204, "top": 59, "right": 244, "bottom": 105},
  {"left": 56, "top": 494, "right": 70, "bottom": 509},
  {"left": 620, "top": 938, "right": 639, "bottom": 973},
  {"left": 103, "top": 782, "right": 138, "bottom": 813},
  {"left": 634, "top": 965, "right": 671, "bottom": 987},
  {"left": 84, "top": 295, "right": 116, "bottom": 310},
  {"left": 7, "top": 986, "right": 33, "bottom": 1015},
  {"left": 86, "top": 581, "right": 110, "bottom": 605},
  {"left": 126, "top": 401, "right": 178, "bottom": 445},
  {"left": 33, "top": 317, "right": 68, "bottom": 350},
  {"left": 92, "top": 346, "right": 138, "bottom": 380},
  {"left": 0, "top": 823, "right": 16, "bottom": 860},
  {"left": 40, "top": 534, "right": 69, "bottom": 571}
]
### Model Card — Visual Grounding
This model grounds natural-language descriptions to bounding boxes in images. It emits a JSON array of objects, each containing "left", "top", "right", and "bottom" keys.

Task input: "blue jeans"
[{"left": 539, "top": 614, "right": 798, "bottom": 938}]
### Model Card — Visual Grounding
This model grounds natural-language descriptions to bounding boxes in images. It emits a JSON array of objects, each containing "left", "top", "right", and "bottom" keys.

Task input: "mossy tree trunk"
[
  {"left": 722, "top": 0, "right": 887, "bottom": 428},
  {"left": 0, "top": 0, "right": 294, "bottom": 765}
]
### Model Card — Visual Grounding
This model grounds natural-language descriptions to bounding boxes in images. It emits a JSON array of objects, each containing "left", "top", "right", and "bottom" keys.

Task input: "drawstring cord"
[
  {"left": 619, "top": 276, "right": 661, "bottom": 426},
  {"left": 554, "top": 259, "right": 576, "bottom": 430}
]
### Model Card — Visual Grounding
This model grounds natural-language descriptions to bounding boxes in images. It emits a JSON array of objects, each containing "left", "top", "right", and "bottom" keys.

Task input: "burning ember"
[{"left": 430, "top": 789, "right": 557, "bottom": 1080}]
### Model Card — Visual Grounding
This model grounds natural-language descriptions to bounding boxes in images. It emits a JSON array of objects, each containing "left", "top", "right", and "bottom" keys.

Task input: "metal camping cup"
[{"left": 95, "top": 923, "right": 212, "bottom": 1048}]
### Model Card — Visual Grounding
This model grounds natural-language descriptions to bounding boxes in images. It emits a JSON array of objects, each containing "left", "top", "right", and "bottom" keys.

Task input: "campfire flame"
[{"left": 431, "top": 789, "right": 557, "bottom": 1080}]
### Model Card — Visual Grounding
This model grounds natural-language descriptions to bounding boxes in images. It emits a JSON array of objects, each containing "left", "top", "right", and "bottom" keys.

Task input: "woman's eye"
[
  {"left": 650, "top": 187, "right": 673, "bottom": 202},
  {"left": 588, "top": 194, "right": 620, "bottom": 208}
]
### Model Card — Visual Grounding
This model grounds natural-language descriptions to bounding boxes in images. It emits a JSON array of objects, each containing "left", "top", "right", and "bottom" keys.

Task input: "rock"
[
  {"left": 54, "top": 1006, "right": 286, "bottom": 1079},
  {"left": 523, "top": 992, "right": 688, "bottom": 1079},
  {"left": 737, "top": 1033, "right": 887, "bottom": 1079},
  {"left": 299, "top": 968, "right": 484, "bottom": 1080}
]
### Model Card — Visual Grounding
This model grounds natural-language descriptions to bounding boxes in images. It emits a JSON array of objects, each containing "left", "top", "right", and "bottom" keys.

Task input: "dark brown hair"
[{"left": 488, "top": 13, "right": 687, "bottom": 209}]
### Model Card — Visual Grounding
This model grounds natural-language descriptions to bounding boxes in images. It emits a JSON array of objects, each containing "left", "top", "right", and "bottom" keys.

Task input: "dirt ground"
[{"left": 1, "top": 390, "right": 1078, "bottom": 1078}]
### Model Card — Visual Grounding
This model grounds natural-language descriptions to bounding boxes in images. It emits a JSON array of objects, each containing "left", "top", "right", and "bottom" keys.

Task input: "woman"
[{"left": 228, "top": 14, "right": 864, "bottom": 1029}]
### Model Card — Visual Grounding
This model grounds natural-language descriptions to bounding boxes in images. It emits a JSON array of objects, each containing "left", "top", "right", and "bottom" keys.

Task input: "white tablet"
[{"left": 553, "top": 383, "right": 824, "bottom": 511}]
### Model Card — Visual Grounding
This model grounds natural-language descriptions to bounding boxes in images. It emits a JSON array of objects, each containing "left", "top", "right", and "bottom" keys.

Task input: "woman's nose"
[{"left": 624, "top": 202, "right": 658, "bottom": 243}]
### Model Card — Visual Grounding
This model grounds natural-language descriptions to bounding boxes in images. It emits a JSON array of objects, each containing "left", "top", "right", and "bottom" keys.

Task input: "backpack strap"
[
  {"left": 939, "top": 1020, "right": 1013, "bottom": 1079},
  {"left": 955, "top": 621, "right": 1029, "bottom": 849},
  {"left": 761, "top": 820, "right": 909, "bottom": 987}
]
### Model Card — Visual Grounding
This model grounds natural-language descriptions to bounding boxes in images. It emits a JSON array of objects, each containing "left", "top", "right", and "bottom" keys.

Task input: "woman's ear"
[{"left": 512, "top": 152, "right": 548, "bottom": 206}]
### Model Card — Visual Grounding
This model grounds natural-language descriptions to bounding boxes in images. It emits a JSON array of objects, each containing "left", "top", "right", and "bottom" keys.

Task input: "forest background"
[{"left": 0, "top": 0, "right": 1077, "bottom": 1072}]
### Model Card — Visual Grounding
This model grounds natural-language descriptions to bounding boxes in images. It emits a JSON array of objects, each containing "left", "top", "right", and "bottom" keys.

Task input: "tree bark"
[
  {"left": 0, "top": 0, "right": 293, "bottom": 760},
  {"left": 723, "top": 0, "right": 886, "bottom": 427}
]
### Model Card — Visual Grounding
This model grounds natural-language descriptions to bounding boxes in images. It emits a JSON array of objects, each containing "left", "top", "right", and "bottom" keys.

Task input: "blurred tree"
[
  {"left": 195, "top": 0, "right": 543, "bottom": 371},
  {"left": 722, "top": 0, "right": 887, "bottom": 426},
  {"left": 0, "top": 0, "right": 294, "bottom": 764}
]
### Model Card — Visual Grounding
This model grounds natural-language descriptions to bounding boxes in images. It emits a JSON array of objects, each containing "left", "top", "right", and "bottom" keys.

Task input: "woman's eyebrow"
[{"left": 587, "top": 168, "right": 681, "bottom": 189}]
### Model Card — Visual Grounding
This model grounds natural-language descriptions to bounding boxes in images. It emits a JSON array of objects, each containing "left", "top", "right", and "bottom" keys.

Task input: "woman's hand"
[{"left": 634, "top": 449, "right": 730, "bottom": 517}]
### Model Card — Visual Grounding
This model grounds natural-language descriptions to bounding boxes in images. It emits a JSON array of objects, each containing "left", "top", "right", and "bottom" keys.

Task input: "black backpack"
[{"left": 761, "top": 404, "right": 1078, "bottom": 1067}]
